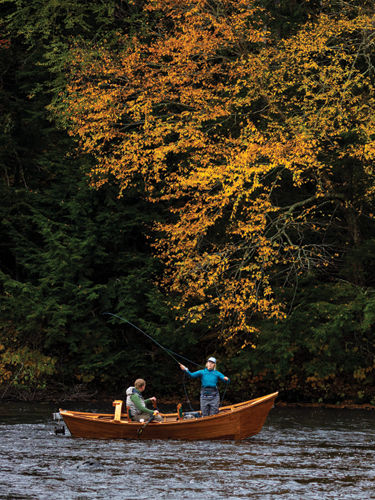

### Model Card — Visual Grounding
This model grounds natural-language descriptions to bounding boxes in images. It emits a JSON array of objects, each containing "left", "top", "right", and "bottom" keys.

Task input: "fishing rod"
[
  {"left": 102, "top": 312, "right": 228, "bottom": 412},
  {"left": 102, "top": 313, "right": 202, "bottom": 367}
]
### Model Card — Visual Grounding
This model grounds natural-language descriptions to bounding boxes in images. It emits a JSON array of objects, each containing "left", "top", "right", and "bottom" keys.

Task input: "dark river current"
[{"left": 1, "top": 400, "right": 375, "bottom": 499}]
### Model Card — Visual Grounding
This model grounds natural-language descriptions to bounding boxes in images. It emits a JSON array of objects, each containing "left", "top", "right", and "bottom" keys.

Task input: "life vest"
[{"left": 126, "top": 386, "right": 145, "bottom": 417}]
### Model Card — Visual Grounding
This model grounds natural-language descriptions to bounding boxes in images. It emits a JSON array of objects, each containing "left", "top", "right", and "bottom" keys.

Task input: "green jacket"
[{"left": 126, "top": 386, "right": 154, "bottom": 416}]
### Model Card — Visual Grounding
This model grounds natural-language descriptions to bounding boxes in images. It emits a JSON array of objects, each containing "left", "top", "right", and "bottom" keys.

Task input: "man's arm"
[{"left": 130, "top": 394, "right": 154, "bottom": 415}]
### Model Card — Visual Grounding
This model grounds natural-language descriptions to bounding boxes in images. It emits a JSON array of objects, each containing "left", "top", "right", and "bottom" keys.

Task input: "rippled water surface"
[{"left": 1, "top": 400, "right": 375, "bottom": 499}]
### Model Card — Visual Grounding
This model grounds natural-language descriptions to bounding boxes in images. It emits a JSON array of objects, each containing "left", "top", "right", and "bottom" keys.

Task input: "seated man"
[{"left": 126, "top": 378, "right": 163, "bottom": 422}]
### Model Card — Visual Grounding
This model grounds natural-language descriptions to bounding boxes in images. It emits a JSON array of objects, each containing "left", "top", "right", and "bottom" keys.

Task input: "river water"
[{"left": 1, "top": 400, "right": 374, "bottom": 499}]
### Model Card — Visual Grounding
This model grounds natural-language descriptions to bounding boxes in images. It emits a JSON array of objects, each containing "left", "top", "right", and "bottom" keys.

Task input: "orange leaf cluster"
[{"left": 59, "top": 0, "right": 375, "bottom": 342}]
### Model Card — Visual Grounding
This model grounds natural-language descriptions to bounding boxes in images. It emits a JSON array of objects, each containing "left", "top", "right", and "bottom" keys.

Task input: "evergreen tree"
[{"left": 0, "top": 0, "right": 191, "bottom": 399}]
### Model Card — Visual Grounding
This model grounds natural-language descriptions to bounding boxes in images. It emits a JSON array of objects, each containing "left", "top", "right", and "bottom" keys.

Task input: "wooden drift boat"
[{"left": 59, "top": 392, "right": 278, "bottom": 441}]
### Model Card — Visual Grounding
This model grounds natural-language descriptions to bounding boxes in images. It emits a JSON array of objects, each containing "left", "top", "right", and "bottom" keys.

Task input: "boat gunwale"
[{"left": 60, "top": 391, "right": 278, "bottom": 427}]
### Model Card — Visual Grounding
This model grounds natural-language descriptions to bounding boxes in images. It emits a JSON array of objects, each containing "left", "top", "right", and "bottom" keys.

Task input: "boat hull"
[{"left": 60, "top": 392, "right": 278, "bottom": 441}]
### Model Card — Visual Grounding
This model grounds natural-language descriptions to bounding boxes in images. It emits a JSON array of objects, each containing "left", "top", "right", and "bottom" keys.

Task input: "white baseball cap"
[{"left": 208, "top": 357, "right": 217, "bottom": 363}]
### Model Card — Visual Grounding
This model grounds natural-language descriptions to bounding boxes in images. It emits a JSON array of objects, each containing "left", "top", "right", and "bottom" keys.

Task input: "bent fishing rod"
[
  {"left": 102, "top": 312, "right": 202, "bottom": 367},
  {"left": 102, "top": 312, "right": 229, "bottom": 411}
]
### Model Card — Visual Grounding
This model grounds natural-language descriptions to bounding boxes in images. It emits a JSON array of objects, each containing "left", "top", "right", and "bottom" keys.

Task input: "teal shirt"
[{"left": 184, "top": 368, "right": 229, "bottom": 387}]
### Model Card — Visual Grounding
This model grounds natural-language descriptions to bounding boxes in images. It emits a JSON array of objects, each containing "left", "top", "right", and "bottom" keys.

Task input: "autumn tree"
[{"left": 59, "top": 0, "right": 375, "bottom": 356}]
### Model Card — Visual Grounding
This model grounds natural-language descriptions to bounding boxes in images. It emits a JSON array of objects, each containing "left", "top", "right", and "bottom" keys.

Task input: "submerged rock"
[{"left": 76, "top": 459, "right": 104, "bottom": 471}]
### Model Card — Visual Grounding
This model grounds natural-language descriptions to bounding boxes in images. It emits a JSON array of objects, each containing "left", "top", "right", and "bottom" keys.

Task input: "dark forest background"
[{"left": 1, "top": 0, "right": 375, "bottom": 406}]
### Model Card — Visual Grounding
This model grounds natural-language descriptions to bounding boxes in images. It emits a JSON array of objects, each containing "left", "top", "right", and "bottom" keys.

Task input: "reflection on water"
[{"left": 1, "top": 401, "right": 375, "bottom": 499}]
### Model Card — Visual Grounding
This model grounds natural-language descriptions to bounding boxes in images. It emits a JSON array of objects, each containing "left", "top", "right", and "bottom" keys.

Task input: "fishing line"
[
  {"left": 102, "top": 313, "right": 202, "bottom": 367},
  {"left": 220, "top": 380, "right": 229, "bottom": 407},
  {"left": 182, "top": 371, "right": 195, "bottom": 412},
  {"left": 102, "top": 312, "right": 228, "bottom": 411}
]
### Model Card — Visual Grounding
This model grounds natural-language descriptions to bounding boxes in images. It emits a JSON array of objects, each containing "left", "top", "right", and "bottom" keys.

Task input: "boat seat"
[{"left": 112, "top": 400, "right": 125, "bottom": 421}]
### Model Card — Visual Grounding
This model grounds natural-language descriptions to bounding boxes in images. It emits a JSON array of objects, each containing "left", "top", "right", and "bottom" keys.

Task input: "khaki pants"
[{"left": 132, "top": 412, "right": 163, "bottom": 422}]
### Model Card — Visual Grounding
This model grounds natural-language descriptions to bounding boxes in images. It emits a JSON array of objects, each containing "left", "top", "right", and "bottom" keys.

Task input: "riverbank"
[{"left": 2, "top": 384, "right": 375, "bottom": 411}]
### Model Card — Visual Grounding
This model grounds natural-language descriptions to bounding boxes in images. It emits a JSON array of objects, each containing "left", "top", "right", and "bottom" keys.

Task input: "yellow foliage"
[
  {"left": 0, "top": 346, "right": 57, "bottom": 387},
  {"left": 57, "top": 0, "right": 375, "bottom": 343}
]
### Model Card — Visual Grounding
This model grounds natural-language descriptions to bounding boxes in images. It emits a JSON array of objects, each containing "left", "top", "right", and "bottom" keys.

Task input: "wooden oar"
[{"left": 137, "top": 412, "right": 156, "bottom": 437}]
